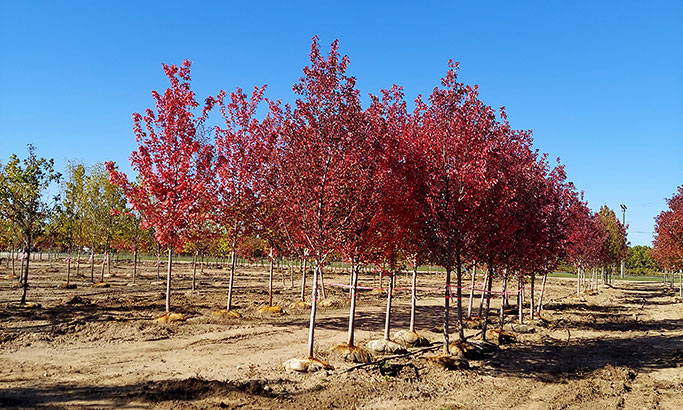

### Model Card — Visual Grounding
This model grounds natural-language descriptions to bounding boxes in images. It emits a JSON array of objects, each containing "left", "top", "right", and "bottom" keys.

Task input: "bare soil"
[{"left": 0, "top": 259, "right": 681, "bottom": 409}]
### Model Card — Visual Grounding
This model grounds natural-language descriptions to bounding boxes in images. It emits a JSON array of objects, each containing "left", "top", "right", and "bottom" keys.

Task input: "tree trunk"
[
  {"left": 576, "top": 266, "right": 581, "bottom": 296},
  {"left": 165, "top": 247, "right": 172, "bottom": 313},
  {"left": 11, "top": 246, "right": 16, "bottom": 277},
  {"left": 346, "top": 262, "right": 359, "bottom": 346},
  {"left": 478, "top": 272, "right": 489, "bottom": 317},
  {"left": 66, "top": 248, "right": 72, "bottom": 286},
  {"left": 268, "top": 248, "right": 274, "bottom": 307},
  {"left": 443, "top": 266, "right": 451, "bottom": 354},
  {"left": 529, "top": 273, "right": 536, "bottom": 321},
  {"left": 191, "top": 250, "right": 198, "bottom": 291},
  {"left": 518, "top": 275, "right": 524, "bottom": 324},
  {"left": 307, "top": 261, "right": 322, "bottom": 359},
  {"left": 89, "top": 242, "right": 95, "bottom": 283},
  {"left": 537, "top": 272, "right": 548, "bottom": 314},
  {"left": 455, "top": 258, "right": 465, "bottom": 341},
  {"left": 467, "top": 263, "right": 476, "bottom": 319},
  {"left": 481, "top": 265, "right": 494, "bottom": 342},
  {"left": 133, "top": 248, "right": 138, "bottom": 284},
  {"left": 20, "top": 246, "right": 31, "bottom": 304},
  {"left": 409, "top": 261, "right": 418, "bottom": 333},
  {"left": 227, "top": 246, "right": 236, "bottom": 311},
  {"left": 384, "top": 273, "right": 395, "bottom": 340},
  {"left": 498, "top": 272, "right": 508, "bottom": 331},
  {"left": 300, "top": 258, "right": 307, "bottom": 302},
  {"left": 100, "top": 250, "right": 106, "bottom": 283}
]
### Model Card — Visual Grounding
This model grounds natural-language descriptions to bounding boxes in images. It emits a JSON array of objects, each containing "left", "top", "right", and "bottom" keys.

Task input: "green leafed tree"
[{"left": 0, "top": 145, "right": 60, "bottom": 304}]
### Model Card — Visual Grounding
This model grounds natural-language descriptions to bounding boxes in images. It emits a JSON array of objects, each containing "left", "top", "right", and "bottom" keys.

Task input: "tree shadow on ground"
[
  {"left": 487, "top": 333, "right": 683, "bottom": 382},
  {"left": 0, "top": 376, "right": 292, "bottom": 409}
]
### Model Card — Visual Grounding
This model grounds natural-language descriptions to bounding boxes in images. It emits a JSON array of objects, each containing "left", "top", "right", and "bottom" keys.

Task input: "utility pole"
[{"left": 620, "top": 204, "right": 627, "bottom": 279}]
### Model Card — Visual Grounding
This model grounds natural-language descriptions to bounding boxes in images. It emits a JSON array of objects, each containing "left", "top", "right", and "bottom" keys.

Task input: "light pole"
[{"left": 620, "top": 204, "right": 627, "bottom": 279}]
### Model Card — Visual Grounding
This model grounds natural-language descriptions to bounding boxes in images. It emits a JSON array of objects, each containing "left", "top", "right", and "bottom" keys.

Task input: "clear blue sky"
[{"left": 1, "top": 1, "right": 681, "bottom": 246}]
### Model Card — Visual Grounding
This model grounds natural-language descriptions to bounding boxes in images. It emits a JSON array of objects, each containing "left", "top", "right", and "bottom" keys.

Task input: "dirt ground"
[{"left": 0, "top": 258, "right": 681, "bottom": 409}]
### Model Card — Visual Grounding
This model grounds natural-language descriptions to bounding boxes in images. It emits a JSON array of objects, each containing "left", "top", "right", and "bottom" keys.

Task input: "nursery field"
[{"left": 0, "top": 260, "right": 682, "bottom": 409}]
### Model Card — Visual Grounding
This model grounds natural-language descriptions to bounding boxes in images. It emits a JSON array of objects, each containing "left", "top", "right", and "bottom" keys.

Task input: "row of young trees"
[
  {"left": 1, "top": 39, "right": 633, "bottom": 361},
  {"left": 103, "top": 38, "right": 629, "bottom": 359}
]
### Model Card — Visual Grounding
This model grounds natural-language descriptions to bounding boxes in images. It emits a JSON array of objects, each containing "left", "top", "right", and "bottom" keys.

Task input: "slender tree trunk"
[
  {"left": 165, "top": 247, "right": 172, "bottom": 313},
  {"left": 443, "top": 266, "right": 451, "bottom": 354},
  {"left": 467, "top": 263, "right": 476, "bottom": 319},
  {"left": 409, "top": 261, "right": 418, "bottom": 333},
  {"left": 537, "top": 272, "right": 548, "bottom": 314},
  {"left": 498, "top": 272, "right": 508, "bottom": 331},
  {"left": 529, "top": 273, "right": 536, "bottom": 321},
  {"left": 346, "top": 262, "right": 359, "bottom": 346},
  {"left": 478, "top": 272, "right": 489, "bottom": 317},
  {"left": 455, "top": 257, "right": 465, "bottom": 341},
  {"left": 20, "top": 247, "right": 31, "bottom": 305},
  {"left": 133, "top": 248, "right": 138, "bottom": 284},
  {"left": 191, "top": 250, "right": 198, "bottom": 291},
  {"left": 503, "top": 274, "right": 509, "bottom": 309},
  {"left": 307, "top": 261, "right": 321, "bottom": 359},
  {"left": 481, "top": 264, "right": 494, "bottom": 342},
  {"left": 66, "top": 248, "right": 72, "bottom": 286},
  {"left": 100, "top": 250, "right": 106, "bottom": 282},
  {"left": 268, "top": 248, "right": 274, "bottom": 307},
  {"left": 518, "top": 275, "right": 524, "bottom": 324},
  {"left": 384, "top": 273, "right": 395, "bottom": 340},
  {"left": 89, "top": 241, "right": 95, "bottom": 283},
  {"left": 227, "top": 246, "right": 236, "bottom": 311},
  {"left": 576, "top": 266, "right": 581, "bottom": 296},
  {"left": 300, "top": 258, "right": 307, "bottom": 302},
  {"left": 11, "top": 246, "right": 16, "bottom": 277}
]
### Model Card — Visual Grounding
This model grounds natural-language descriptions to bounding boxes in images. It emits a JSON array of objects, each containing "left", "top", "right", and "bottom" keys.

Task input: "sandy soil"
[{"left": 0, "top": 258, "right": 681, "bottom": 409}]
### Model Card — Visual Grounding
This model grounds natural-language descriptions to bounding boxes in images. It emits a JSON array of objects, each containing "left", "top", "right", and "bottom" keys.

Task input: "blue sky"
[{"left": 1, "top": 0, "right": 681, "bottom": 246}]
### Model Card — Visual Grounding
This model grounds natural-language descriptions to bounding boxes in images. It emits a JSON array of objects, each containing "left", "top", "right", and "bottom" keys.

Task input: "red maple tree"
[{"left": 107, "top": 59, "right": 215, "bottom": 313}]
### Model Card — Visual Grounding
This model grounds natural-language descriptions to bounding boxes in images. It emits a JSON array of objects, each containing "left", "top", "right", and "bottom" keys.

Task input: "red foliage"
[
  {"left": 652, "top": 185, "right": 683, "bottom": 270},
  {"left": 106, "top": 60, "right": 215, "bottom": 252}
]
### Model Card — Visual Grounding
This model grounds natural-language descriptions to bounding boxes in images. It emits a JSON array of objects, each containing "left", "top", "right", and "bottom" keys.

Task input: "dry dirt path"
[{"left": 0, "top": 265, "right": 681, "bottom": 409}]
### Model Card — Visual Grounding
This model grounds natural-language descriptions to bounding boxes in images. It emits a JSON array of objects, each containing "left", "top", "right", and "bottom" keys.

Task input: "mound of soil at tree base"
[
  {"left": 450, "top": 340, "right": 499, "bottom": 360},
  {"left": 486, "top": 328, "right": 516, "bottom": 345},
  {"left": 288, "top": 301, "right": 311, "bottom": 310},
  {"left": 424, "top": 354, "right": 470, "bottom": 370},
  {"left": 367, "top": 339, "right": 407, "bottom": 354},
  {"left": 256, "top": 305, "right": 283, "bottom": 315},
  {"left": 283, "top": 357, "right": 334, "bottom": 373},
  {"left": 318, "top": 298, "right": 350, "bottom": 308},
  {"left": 92, "top": 282, "right": 110, "bottom": 288},
  {"left": 330, "top": 343, "right": 373, "bottom": 363},
  {"left": 64, "top": 295, "right": 90, "bottom": 305},
  {"left": 154, "top": 312, "right": 185, "bottom": 323},
  {"left": 211, "top": 309, "right": 241, "bottom": 320},
  {"left": 393, "top": 330, "right": 431, "bottom": 347}
]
